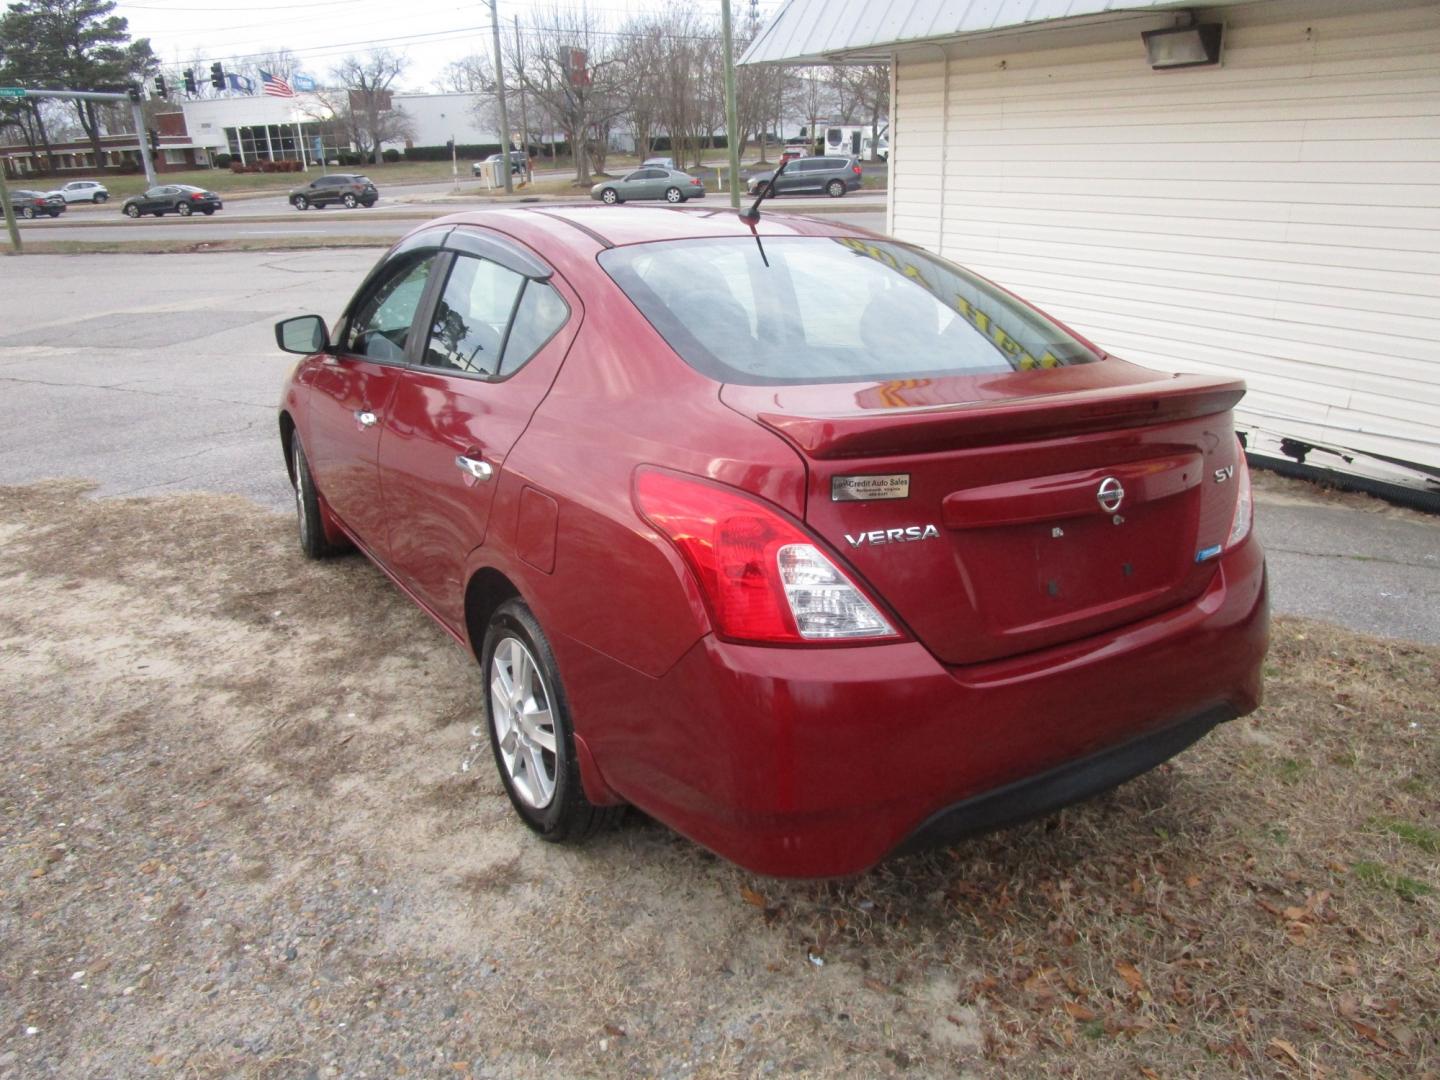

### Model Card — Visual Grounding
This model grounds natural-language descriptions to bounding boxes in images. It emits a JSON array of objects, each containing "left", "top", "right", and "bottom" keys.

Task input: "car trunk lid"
[{"left": 722, "top": 362, "right": 1247, "bottom": 665}]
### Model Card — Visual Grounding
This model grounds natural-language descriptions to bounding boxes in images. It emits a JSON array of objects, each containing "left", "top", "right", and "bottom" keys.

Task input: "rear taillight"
[
  {"left": 191, "top": 193, "right": 204, "bottom": 200},
  {"left": 635, "top": 470, "right": 901, "bottom": 645},
  {"left": 1226, "top": 444, "right": 1253, "bottom": 548},
  {"left": 852, "top": 164, "right": 862, "bottom": 175},
  {"left": 690, "top": 178, "right": 702, "bottom": 186}
]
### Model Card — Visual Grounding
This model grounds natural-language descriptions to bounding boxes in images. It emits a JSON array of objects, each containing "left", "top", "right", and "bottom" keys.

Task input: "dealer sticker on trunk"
[{"left": 831, "top": 473, "right": 910, "bottom": 502}]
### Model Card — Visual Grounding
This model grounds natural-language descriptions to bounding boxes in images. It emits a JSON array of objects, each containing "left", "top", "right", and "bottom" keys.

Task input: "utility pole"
[
  {"left": 0, "top": 162, "right": 22, "bottom": 254},
  {"left": 720, "top": 0, "right": 743, "bottom": 209},
  {"left": 513, "top": 14, "right": 531, "bottom": 184},
  {"left": 488, "top": 0, "right": 513, "bottom": 195}
]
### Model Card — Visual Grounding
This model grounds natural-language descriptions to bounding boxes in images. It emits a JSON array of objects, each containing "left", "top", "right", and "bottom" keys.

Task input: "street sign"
[{"left": 0, "top": 87, "right": 27, "bottom": 98}]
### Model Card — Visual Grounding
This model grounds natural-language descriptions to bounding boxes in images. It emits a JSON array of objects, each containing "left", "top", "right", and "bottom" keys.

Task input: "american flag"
[{"left": 260, "top": 70, "right": 295, "bottom": 98}]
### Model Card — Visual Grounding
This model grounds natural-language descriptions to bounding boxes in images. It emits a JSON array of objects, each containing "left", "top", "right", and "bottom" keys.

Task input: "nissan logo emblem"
[{"left": 1097, "top": 476, "right": 1125, "bottom": 513}]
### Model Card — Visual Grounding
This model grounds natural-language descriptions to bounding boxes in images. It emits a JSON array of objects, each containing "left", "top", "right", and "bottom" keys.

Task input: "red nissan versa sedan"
[{"left": 274, "top": 206, "right": 1268, "bottom": 878}]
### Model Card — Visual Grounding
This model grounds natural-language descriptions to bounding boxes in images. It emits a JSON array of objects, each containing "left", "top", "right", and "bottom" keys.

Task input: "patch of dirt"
[{"left": 1, "top": 481, "right": 1436, "bottom": 1078}]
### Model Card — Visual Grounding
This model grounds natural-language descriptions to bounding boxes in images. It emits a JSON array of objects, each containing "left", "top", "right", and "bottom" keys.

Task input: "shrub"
[
  {"left": 213, "top": 153, "right": 232, "bottom": 168},
  {"left": 381, "top": 148, "right": 401, "bottom": 163}
]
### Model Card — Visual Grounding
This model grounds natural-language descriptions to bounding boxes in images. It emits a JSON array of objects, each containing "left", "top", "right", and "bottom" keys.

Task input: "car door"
[
  {"left": 377, "top": 231, "right": 579, "bottom": 629},
  {"left": 617, "top": 169, "right": 646, "bottom": 199},
  {"left": 305, "top": 241, "right": 443, "bottom": 561},
  {"left": 776, "top": 161, "right": 811, "bottom": 194}
]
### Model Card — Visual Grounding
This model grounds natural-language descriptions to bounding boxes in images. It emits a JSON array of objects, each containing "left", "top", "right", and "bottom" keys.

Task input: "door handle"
[
  {"left": 354, "top": 410, "right": 378, "bottom": 427},
  {"left": 456, "top": 455, "right": 493, "bottom": 481}
]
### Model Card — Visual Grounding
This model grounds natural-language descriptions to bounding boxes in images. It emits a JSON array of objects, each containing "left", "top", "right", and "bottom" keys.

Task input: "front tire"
[
  {"left": 293, "top": 195, "right": 309, "bottom": 210},
  {"left": 177, "top": 202, "right": 193, "bottom": 216},
  {"left": 124, "top": 204, "right": 140, "bottom": 218},
  {"left": 21, "top": 207, "right": 35, "bottom": 219},
  {"left": 664, "top": 186, "right": 683, "bottom": 204},
  {"left": 93, "top": 192, "right": 108, "bottom": 203},
  {"left": 482, "top": 600, "right": 621, "bottom": 843},
  {"left": 600, "top": 188, "right": 619, "bottom": 205},
  {"left": 291, "top": 435, "right": 346, "bottom": 560},
  {"left": 342, "top": 193, "right": 358, "bottom": 209},
  {"left": 826, "top": 179, "right": 845, "bottom": 198}
]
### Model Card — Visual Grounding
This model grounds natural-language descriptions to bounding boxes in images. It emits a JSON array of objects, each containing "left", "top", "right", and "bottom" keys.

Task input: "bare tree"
[
  {"left": 436, "top": 54, "right": 488, "bottom": 94},
  {"left": 512, "top": 5, "right": 625, "bottom": 184},
  {"left": 316, "top": 50, "right": 413, "bottom": 163}
]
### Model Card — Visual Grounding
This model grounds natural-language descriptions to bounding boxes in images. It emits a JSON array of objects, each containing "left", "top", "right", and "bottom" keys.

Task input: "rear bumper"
[
  {"left": 894, "top": 704, "right": 1233, "bottom": 856},
  {"left": 577, "top": 538, "right": 1268, "bottom": 878}
]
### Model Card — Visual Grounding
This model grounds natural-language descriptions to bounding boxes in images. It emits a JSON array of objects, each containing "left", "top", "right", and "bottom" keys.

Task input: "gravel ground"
[{"left": 2, "top": 481, "right": 1436, "bottom": 1079}]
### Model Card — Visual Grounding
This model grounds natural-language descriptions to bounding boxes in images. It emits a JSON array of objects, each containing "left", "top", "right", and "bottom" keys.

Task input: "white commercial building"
[
  {"left": 178, "top": 90, "right": 500, "bottom": 163},
  {"left": 743, "top": 0, "right": 1440, "bottom": 498}
]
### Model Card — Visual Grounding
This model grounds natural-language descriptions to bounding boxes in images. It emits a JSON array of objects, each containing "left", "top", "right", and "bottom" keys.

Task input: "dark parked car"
[
  {"left": 289, "top": 174, "right": 378, "bottom": 210},
  {"left": 9, "top": 189, "right": 65, "bottom": 218},
  {"left": 747, "top": 155, "right": 863, "bottom": 198},
  {"left": 121, "top": 184, "right": 222, "bottom": 218},
  {"left": 272, "top": 207, "right": 1267, "bottom": 878},
  {"left": 590, "top": 167, "right": 706, "bottom": 204}
]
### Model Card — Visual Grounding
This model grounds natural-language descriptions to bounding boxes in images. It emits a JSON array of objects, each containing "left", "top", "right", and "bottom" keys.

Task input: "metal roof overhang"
[{"left": 739, "top": 0, "right": 1257, "bottom": 65}]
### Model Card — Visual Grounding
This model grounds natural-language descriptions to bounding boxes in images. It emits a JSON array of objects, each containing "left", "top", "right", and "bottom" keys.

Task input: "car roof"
[{"left": 421, "top": 205, "right": 870, "bottom": 256}]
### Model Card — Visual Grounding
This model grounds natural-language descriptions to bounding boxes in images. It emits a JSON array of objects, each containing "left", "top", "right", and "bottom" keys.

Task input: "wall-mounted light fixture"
[{"left": 1142, "top": 22, "right": 1224, "bottom": 69}]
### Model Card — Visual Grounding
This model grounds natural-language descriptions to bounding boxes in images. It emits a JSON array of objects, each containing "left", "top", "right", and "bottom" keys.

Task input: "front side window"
[
  {"left": 600, "top": 237, "right": 1098, "bottom": 387},
  {"left": 346, "top": 255, "right": 436, "bottom": 362}
]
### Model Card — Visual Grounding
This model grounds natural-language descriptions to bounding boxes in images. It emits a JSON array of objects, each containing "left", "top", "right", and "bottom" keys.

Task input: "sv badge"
[
  {"left": 845, "top": 524, "right": 941, "bottom": 548},
  {"left": 1214, "top": 465, "right": 1234, "bottom": 483}
]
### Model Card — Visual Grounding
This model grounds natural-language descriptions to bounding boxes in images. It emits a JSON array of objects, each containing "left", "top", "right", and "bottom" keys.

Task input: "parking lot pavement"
[
  {"left": 1, "top": 251, "right": 1435, "bottom": 644},
  {"left": 0, "top": 250, "right": 377, "bottom": 511}
]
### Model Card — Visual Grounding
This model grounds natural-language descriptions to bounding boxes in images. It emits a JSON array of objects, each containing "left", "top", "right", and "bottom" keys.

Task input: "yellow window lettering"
[
  {"left": 1039, "top": 352, "right": 1061, "bottom": 369},
  {"left": 953, "top": 295, "right": 989, "bottom": 334},
  {"left": 991, "top": 327, "right": 1023, "bottom": 357}
]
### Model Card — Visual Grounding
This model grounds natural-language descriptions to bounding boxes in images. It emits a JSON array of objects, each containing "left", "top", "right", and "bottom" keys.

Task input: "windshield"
[{"left": 599, "top": 236, "right": 1098, "bottom": 385}]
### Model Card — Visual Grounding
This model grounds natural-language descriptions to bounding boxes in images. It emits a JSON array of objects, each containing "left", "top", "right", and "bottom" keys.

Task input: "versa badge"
[{"left": 845, "top": 524, "right": 941, "bottom": 548}]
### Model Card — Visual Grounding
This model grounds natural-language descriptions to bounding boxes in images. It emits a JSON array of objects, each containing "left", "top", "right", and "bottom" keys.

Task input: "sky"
[{"left": 102, "top": 0, "right": 778, "bottom": 93}]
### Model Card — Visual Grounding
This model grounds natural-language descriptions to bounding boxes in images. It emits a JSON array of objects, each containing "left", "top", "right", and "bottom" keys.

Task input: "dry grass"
[{"left": 0, "top": 480, "right": 1435, "bottom": 1078}]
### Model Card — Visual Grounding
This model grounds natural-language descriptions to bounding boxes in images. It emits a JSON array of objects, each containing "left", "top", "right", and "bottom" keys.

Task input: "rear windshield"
[{"left": 599, "top": 236, "right": 1097, "bottom": 385}]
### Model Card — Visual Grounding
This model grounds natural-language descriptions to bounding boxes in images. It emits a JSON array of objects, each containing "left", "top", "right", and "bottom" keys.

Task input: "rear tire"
[
  {"left": 826, "top": 179, "right": 845, "bottom": 198},
  {"left": 664, "top": 186, "right": 683, "bottom": 204},
  {"left": 291, "top": 435, "right": 346, "bottom": 560},
  {"left": 482, "top": 599, "right": 622, "bottom": 843},
  {"left": 177, "top": 202, "right": 193, "bottom": 216},
  {"left": 342, "top": 193, "right": 358, "bottom": 209},
  {"left": 93, "top": 192, "right": 108, "bottom": 203}
]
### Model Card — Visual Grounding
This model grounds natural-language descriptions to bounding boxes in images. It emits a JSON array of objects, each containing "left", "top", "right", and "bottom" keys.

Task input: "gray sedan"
[{"left": 591, "top": 167, "right": 707, "bottom": 205}]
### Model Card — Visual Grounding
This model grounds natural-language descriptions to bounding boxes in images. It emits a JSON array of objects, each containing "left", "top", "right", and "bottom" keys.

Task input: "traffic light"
[
  {"left": 147, "top": 128, "right": 159, "bottom": 154},
  {"left": 210, "top": 62, "right": 225, "bottom": 90},
  {"left": 183, "top": 69, "right": 197, "bottom": 95},
  {"left": 126, "top": 83, "right": 141, "bottom": 103},
  {"left": 154, "top": 75, "right": 167, "bottom": 99}
]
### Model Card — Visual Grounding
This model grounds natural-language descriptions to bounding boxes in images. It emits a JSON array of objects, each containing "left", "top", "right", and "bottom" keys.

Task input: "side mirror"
[{"left": 275, "top": 314, "right": 330, "bottom": 355}]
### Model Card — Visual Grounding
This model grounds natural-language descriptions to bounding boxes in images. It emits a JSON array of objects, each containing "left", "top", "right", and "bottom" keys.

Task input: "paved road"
[
  {"left": 14, "top": 181, "right": 889, "bottom": 241},
  {"left": 1, "top": 250, "right": 1434, "bottom": 644}
]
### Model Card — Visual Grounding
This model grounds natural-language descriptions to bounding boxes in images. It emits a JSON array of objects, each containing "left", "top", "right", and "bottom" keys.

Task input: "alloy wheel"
[{"left": 489, "top": 636, "right": 558, "bottom": 809}]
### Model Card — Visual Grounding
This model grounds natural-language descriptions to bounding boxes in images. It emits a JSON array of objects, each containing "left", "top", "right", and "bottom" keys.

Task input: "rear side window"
[
  {"left": 501, "top": 282, "right": 569, "bottom": 373},
  {"left": 422, "top": 254, "right": 568, "bottom": 379},
  {"left": 423, "top": 255, "right": 525, "bottom": 376},
  {"left": 600, "top": 237, "right": 1098, "bottom": 386}
]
